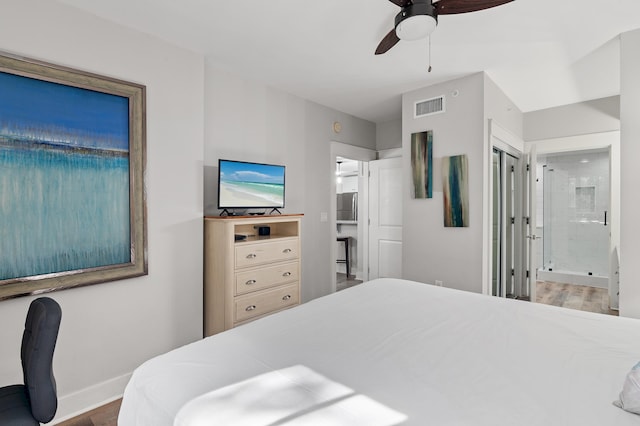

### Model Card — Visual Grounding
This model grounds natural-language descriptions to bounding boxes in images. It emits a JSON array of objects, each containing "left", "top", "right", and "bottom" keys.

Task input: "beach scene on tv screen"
[{"left": 219, "top": 161, "right": 285, "bottom": 208}]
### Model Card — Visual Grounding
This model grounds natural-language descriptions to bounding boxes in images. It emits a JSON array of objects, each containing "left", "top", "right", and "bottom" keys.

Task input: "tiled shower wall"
[{"left": 541, "top": 151, "right": 609, "bottom": 277}]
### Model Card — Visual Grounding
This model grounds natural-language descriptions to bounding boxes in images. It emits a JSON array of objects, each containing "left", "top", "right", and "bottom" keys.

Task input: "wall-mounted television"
[{"left": 217, "top": 159, "right": 286, "bottom": 210}]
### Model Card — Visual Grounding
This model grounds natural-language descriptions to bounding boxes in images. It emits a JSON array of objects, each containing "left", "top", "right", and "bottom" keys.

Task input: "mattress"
[{"left": 118, "top": 278, "right": 640, "bottom": 425}]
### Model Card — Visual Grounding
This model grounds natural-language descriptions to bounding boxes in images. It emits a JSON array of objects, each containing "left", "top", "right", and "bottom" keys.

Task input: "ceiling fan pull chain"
[{"left": 428, "top": 35, "right": 432, "bottom": 73}]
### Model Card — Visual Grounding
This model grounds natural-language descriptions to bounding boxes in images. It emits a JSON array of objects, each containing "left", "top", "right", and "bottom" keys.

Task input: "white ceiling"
[{"left": 57, "top": 0, "right": 640, "bottom": 124}]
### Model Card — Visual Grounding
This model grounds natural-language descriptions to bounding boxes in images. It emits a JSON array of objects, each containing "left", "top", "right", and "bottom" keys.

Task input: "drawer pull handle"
[
  {"left": 246, "top": 305, "right": 257, "bottom": 311},
  {"left": 282, "top": 272, "right": 292, "bottom": 277},
  {"left": 282, "top": 295, "right": 292, "bottom": 301},
  {"left": 246, "top": 253, "right": 257, "bottom": 259},
  {"left": 282, "top": 248, "right": 292, "bottom": 253},
  {"left": 245, "top": 279, "right": 257, "bottom": 285}
]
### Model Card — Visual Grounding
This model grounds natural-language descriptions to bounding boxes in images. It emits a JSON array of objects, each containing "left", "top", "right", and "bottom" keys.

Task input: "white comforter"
[{"left": 119, "top": 278, "right": 640, "bottom": 425}]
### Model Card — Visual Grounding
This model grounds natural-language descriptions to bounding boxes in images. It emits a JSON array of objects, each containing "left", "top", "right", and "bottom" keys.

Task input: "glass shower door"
[{"left": 542, "top": 150, "right": 610, "bottom": 277}]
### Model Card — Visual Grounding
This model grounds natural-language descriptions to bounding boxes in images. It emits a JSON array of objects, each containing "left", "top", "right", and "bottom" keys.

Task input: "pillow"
[{"left": 614, "top": 361, "right": 640, "bottom": 415}]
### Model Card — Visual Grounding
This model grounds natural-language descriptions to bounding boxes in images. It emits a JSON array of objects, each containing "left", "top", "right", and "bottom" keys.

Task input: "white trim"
[
  {"left": 330, "top": 142, "right": 378, "bottom": 162},
  {"left": 491, "top": 119, "right": 525, "bottom": 155},
  {"left": 329, "top": 142, "right": 376, "bottom": 292},
  {"left": 377, "top": 147, "right": 403, "bottom": 159},
  {"left": 53, "top": 372, "right": 131, "bottom": 424},
  {"left": 525, "top": 131, "right": 619, "bottom": 154},
  {"left": 484, "top": 119, "right": 525, "bottom": 296},
  {"left": 526, "top": 130, "right": 620, "bottom": 310}
]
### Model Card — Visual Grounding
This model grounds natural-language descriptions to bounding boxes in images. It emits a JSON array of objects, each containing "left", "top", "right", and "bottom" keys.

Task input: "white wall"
[
  {"left": 524, "top": 96, "right": 620, "bottom": 141},
  {"left": 402, "top": 73, "right": 485, "bottom": 292},
  {"left": 620, "top": 28, "right": 640, "bottom": 318},
  {"left": 401, "top": 73, "right": 523, "bottom": 293},
  {"left": 484, "top": 75, "right": 524, "bottom": 139},
  {"left": 0, "top": 0, "right": 205, "bottom": 421},
  {"left": 203, "top": 65, "right": 376, "bottom": 302},
  {"left": 376, "top": 118, "right": 402, "bottom": 151}
]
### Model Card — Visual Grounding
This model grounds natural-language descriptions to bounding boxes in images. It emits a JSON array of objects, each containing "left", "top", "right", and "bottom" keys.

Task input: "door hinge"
[
  {"left": 511, "top": 165, "right": 514, "bottom": 172},
  {"left": 511, "top": 269, "right": 515, "bottom": 276},
  {"left": 525, "top": 217, "right": 530, "bottom": 225},
  {"left": 368, "top": 218, "right": 371, "bottom": 226},
  {"left": 526, "top": 270, "right": 530, "bottom": 278},
  {"left": 510, "top": 217, "right": 515, "bottom": 225}
]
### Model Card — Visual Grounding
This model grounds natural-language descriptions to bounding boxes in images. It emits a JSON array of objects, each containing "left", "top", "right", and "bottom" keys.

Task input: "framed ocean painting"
[{"left": 0, "top": 52, "right": 147, "bottom": 300}]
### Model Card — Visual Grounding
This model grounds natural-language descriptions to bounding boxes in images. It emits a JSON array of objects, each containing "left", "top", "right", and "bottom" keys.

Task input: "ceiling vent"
[{"left": 415, "top": 95, "right": 445, "bottom": 118}]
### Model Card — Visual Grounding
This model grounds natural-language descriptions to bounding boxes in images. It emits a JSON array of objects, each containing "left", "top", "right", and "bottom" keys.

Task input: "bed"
[{"left": 118, "top": 278, "right": 640, "bottom": 425}]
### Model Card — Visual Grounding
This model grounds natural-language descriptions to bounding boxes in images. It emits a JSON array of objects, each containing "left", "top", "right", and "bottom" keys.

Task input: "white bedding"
[{"left": 119, "top": 278, "right": 640, "bottom": 425}]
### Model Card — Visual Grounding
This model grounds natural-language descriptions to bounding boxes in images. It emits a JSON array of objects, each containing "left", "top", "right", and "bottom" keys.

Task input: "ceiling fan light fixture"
[{"left": 396, "top": 14, "right": 437, "bottom": 41}]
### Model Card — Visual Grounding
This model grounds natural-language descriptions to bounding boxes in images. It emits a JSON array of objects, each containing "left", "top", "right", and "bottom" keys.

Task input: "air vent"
[{"left": 415, "top": 95, "right": 445, "bottom": 118}]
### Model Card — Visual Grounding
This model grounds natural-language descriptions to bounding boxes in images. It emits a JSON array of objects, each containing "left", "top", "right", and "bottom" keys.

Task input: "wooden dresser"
[{"left": 203, "top": 214, "right": 302, "bottom": 336}]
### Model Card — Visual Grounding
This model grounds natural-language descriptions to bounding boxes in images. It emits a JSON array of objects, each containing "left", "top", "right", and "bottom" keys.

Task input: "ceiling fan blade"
[
  {"left": 375, "top": 29, "right": 401, "bottom": 55},
  {"left": 388, "top": 0, "right": 412, "bottom": 6},
  {"left": 435, "top": 0, "right": 513, "bottom": 15}
]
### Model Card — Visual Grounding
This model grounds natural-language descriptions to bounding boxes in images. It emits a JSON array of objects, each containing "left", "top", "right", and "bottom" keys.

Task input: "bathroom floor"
[{"left": 535, "top": 280, "right": 618, "bottom": 316}]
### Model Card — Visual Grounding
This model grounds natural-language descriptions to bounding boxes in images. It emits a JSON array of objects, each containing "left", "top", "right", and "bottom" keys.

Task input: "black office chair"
[{"left": 0, "top": 297, "right": 62, "bottom": 425}]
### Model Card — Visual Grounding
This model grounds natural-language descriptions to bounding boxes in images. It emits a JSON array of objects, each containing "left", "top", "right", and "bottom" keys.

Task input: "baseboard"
[{"left": 51, "top": 372, "right": 132, "bottom": 424}]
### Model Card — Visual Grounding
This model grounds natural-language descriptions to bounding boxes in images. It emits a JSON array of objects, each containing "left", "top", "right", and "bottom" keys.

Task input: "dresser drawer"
[
  {"left": 235, "top": 239, "right": 299, "bottom": 268},
  {"left": 235, "top": 261, "right": 299, "bottom": 295},
  {"left": 234, "top": 283, "right": 299, "bottom": 323}
]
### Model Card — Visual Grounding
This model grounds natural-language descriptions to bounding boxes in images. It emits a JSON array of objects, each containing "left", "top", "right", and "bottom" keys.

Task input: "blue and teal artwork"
[
  {"left": 442, "top": 154, "right": 469, "bottom": 227},
  {"left": 410, "top": 130, "right": 433, "bottom": 199},
  {"left": 0, "top": 71, "right": 131, "bottom": 281}
]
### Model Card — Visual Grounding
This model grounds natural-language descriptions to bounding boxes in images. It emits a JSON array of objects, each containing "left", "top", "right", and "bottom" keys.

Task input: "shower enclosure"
[{"left": 538, "top": 149, "right": 610, "bottom": 287}]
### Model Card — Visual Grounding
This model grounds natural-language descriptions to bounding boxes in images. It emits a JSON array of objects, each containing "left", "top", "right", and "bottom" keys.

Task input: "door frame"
[
  {"left": 329, "top": 142, "right": 376, "bottom": 293},
  {"left": 525, "top": 131, "right": 620, "bottom": 309},
  {"left": 484, "top": 120, "right": 525, "bottom": 295},
  {"left": 492, "top": 148, "right": 524, "bottom": 298}
]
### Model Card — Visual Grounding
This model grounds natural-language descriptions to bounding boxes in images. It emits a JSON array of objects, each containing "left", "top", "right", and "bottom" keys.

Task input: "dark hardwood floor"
[{"left": 56, "top": 398, "right": 121, "bottom": 426}]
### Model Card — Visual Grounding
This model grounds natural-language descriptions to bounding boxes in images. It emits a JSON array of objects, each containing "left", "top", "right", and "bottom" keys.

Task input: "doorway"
[
  {"left": 488, "top": 121, "right": 535, "bottom": 301},
  {"left": 535, "top": 148, "right": 616, "bottom": 315},
  {"left": 491, "top": 147, "right": 528, "bottom": 299},
  {"left": 335, "top": 156, "right": 364, "bottom": 291},
  {"left": 329, "top": 142, "right": 376, "bottom": 293}
]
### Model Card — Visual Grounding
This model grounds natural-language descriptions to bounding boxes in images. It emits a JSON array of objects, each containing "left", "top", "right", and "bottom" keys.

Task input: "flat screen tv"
[{"left": 217, "top": 159, "right": 286, "bottom": 210}]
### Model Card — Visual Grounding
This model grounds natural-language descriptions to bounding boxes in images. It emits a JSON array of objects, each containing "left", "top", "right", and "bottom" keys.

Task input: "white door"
[
  {"left": 525, "top": 145, "right": 537, "bottom": 302},
  {"left": 369, "top": 157, "right": 403, "bottom": 279}
]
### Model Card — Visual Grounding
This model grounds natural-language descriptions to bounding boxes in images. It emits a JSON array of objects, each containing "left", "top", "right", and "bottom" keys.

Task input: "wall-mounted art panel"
[
  {"left": 442, "top": 154, "right": 469, "bottom": 227},
  {"left": 410, "top": 130, "right": 433, "bottom": 199},
  {"left": 0, "top": 52, "right": 147, "bottom": 300}
]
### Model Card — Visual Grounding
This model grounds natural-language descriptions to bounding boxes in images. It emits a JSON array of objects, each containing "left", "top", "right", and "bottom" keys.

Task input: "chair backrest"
[{"left": 21, "top": 297, "right": 62, "bottom": 423}]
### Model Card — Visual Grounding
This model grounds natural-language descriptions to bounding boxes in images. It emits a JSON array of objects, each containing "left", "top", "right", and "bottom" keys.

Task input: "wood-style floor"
[
  {"left": 536, "top": 280, "right": 618, "bottom": 316},
  {"left": 56, "top": 398, "right": 121, "bottom": 426},
  {"left": 57, "top": 280, "right": 616, "bottom": 425},
  {"left": 336, "top": 272, "right": 363, "bottom": 292}
]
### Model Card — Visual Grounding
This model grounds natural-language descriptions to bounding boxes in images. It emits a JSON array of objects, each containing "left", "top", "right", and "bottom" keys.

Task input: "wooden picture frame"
[{"left": 0, "top": 51, "right": 147, "bottom": 300}]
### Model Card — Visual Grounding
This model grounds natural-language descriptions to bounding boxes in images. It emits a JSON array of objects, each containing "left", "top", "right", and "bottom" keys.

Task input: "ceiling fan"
[{"left": 375, "top": 0, "right": 514, "bottom": 55}]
